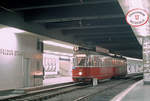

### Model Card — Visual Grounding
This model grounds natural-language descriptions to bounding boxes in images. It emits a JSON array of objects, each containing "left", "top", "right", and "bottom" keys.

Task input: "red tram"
[{"left": 72, "top": 48, "right": 127, "bottom": 82}]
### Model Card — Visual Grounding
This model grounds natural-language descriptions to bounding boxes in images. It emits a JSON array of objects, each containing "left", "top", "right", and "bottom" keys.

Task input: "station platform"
[
  {"left": 112, "top": 80, "right": 150, "bottom": 101},
  {"left": 0, "top": 76, "right": 73, "bottom": 100},
  {"left": 43, "top": 75, "right": 72, "bottom": 85}
]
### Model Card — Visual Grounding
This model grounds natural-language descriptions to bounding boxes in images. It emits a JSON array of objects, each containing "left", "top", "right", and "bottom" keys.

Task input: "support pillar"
[
  {"left": 143, "top": 37, "right": 150, "bottom": 84},
  {"left": 93, "top": 78, "right": 98, "bottom": 86}
]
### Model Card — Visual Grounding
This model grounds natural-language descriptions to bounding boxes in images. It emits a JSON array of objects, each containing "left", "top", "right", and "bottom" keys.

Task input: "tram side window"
[
  {"left": 98, "top": 56, "right": 102, "bottom": 67},
  {"left": 93, "top": 56, "right": 99, "bottom": 67},
  {"left": 108, "top": 58, "right": 112, "bottom": 67},
  {"left": 101, "top": 56, "right": 109, "bottom": 67},
  {"left": 105, "top": 58, "right": 111, "bottom": 67},
  {"left": 112, "top": 58, "right": 116, "bottom": 67},
  {"left": 102, "top": 59, "right": 105, "bottom": 67},
  {"left": 103, "top": 59, "right": 107, "bottom": 67}
]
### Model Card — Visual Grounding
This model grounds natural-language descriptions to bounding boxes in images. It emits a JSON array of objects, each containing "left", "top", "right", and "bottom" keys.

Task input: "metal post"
[
  {"left": 93, "top": 78, "right": 98, "bottom": 86},
  {"left": 143, "top": 37, "right": 150, "bottom": 84}
]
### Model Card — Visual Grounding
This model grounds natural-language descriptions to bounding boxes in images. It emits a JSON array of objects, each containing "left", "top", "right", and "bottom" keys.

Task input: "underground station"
[{"left": 0, "top": 0, "right": 149, "bottom": 101}]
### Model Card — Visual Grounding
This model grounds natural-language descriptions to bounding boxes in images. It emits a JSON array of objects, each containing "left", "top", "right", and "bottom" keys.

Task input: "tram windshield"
[
  {"left": 77, "top": 57, "right": 86, "bottom": 66},
  {"left": 74, "top": 54, "right": 87, "bottom": 67},
  {"left": 73, "top": 54, "right": 112, "bottom": 67}
]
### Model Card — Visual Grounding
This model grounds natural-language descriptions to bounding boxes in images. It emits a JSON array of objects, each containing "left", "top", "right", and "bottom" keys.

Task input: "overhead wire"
[
  {"left": 0, "top": 5, "right": 15, "bottom": 13},
  {"left": 0, "top": 1, "right": 15, "bottom": 13}
]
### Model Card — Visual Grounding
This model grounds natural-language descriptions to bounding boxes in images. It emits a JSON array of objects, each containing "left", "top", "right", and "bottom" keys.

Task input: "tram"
[{"left": 72, "top": 47, "right": 127, "bottom": 82}]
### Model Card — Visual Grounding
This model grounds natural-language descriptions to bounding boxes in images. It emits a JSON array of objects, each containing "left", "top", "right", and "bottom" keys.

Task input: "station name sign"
[
  {"left": 0, "top": 48, "right": 23, "bottom": 56},
  {"left": 126, "top": 8, "right": 149, "bottom": 27}
]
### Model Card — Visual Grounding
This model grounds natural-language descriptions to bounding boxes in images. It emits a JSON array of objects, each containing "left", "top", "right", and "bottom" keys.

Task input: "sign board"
[{"left": 126, "top": 8, "right": 149, "bottom": 27}]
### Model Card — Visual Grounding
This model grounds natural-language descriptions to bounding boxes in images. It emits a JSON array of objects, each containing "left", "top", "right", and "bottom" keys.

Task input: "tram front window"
[{"left": 77, "top": 57, "right": 86, "bottom": 66}]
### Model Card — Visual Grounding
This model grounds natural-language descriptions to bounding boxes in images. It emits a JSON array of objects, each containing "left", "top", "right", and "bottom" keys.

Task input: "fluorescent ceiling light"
[
  {"left": 0, "top": 27, "right": 25, "bottom": 34},
  {"left": 44, "top": 50, "right": 73, "bottom": 57},
  {"left": 43, "top": 41, "right": 74, "bottom": 49},
  {"left": 125, "top": 56, "right": 143, "bottom": 61}
]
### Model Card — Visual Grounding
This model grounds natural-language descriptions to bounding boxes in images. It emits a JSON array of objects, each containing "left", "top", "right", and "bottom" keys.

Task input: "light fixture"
[
  {"left": 44, "top": 50, "right": 73, "bottom": 57},
  {"left": 79, "top": 72, "right": 82, "bottom": 75},
  {"left": 125, "top": 56, "right": 143, "bottom": 61},
  {"left": 0, "top": 27, "right": 25, "bottom": 34},
  {"left": 43, "top": 41, "right": 74, "bottom": 49}
]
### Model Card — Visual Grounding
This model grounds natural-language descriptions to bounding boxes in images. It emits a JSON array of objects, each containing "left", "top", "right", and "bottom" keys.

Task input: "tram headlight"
[{"left": 79, "top": 72, "right": 82, "bottom": 75}]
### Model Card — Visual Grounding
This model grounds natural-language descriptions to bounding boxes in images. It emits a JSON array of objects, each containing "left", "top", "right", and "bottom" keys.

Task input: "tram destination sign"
[{"left": 126, "top": 8, "right": 149, "bottom": 27}]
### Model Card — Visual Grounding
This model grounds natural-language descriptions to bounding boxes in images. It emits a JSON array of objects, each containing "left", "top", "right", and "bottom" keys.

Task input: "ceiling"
[{"left": 0, "top": 0, "right": 142, "bottom": 58}]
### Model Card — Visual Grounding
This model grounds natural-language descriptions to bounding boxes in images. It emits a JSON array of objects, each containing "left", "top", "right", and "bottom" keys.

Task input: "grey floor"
[{"left": 122, "top": 81, "right": 150, "bottom": 101}]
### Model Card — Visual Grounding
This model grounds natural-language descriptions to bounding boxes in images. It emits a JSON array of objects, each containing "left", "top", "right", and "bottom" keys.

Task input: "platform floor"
[
  {"left": 112, "top": 80, "right": 150, "bottom": 101},
  {"left": 43, "top": 76, "right": 73, "bottom": 86},
  {"left": 0, "top": 76, "right": 73, "bottom": 100}
]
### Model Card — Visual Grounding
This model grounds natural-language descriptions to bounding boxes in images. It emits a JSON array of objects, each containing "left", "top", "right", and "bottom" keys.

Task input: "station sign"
[
  {"left": 0, "top": 48, "right": 23, "bottom": 56},
  {"left": 126, "top": 8, "right": 149, "bottom": 27}
]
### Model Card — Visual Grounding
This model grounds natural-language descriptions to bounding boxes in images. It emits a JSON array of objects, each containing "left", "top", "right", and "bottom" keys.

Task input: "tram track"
[
  {"left": 73, "top": 75, "right": 143, "bottom": 101},
  {"left": 1, "top": 82, "right": 90, "bottom": 101},
  {"left": 1, "top": 75, "right": 142, "bottom": 101},
  {"left": 43, "top": 75, "right": 142, "bottom": 101}
]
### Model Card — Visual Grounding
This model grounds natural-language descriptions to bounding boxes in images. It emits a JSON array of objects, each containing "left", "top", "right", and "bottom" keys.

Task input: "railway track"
[
  {"left": 0, "top": 82, "right": 90, "bottom": 101},
  {"left": 74, "top": 75, "right": 143, "bottom": 101},
  {"left": 43, "top": 75, "right": 142, "bottom": 101},
  {"left": 1, "top": 75, "right": 142, "bottom": 101}
]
